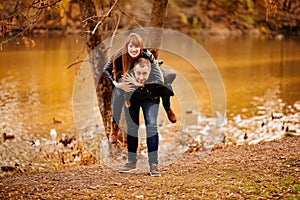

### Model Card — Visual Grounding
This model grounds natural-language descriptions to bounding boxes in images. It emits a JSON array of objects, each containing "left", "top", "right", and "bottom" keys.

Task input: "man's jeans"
[{"left": 124, "top": 98, "right": 159, "bottom": 165}]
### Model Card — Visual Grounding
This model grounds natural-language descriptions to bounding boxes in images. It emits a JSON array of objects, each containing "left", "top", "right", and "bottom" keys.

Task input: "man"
[{"left": 120, "top": 57, "right": 164, "bottom": 177}]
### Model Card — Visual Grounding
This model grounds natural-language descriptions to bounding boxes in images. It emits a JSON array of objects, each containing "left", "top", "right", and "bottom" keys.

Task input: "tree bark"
[
  {"left": 147, "top": 0, "right": 168, "bottom": 59},
  {"left": 78, "top": 0, "right": 113, "bottom": 138}
]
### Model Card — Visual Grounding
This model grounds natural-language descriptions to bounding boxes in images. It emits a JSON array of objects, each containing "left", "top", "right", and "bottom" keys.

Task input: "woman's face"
[{"left": 127, "top": 42, "right": 141, "bottom": 58}]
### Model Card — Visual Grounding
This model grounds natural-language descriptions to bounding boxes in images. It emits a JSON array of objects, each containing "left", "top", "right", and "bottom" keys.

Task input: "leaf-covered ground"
[{"left": 0, "top": 136, "right": 299, "bottom": 199}]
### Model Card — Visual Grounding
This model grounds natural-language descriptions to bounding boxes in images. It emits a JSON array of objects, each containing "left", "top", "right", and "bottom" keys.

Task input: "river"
[{"left": 0, "top": 35, "right": 299, "bottom": 173}]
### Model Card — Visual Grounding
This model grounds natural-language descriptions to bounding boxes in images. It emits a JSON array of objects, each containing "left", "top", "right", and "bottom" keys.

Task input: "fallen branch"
[{"left": 66, "top": 60, "right": 89, "bottom": 70}]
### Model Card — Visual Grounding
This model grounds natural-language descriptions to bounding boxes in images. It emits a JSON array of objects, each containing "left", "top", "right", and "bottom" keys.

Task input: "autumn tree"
[
  {"left": 76, "top": 0, "right": 169, "bottom": 140},
  {"left": 147, "top": 0, "right": 168, "bottom": 59},
  {"left": 0, "top": 0, "right": 169, "bottom": 141},
  {"left": 77, "top": 0, "right": 114, "bottom": 138}
]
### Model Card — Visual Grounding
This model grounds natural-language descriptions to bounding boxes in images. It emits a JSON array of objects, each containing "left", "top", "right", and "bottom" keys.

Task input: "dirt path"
[{"left": 0, "top": 136, "right": 299, "bottom": 199}]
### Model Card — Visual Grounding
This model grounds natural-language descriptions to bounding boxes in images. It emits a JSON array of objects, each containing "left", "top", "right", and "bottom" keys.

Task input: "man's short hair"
[{"left": 134, "top": 57, "right": 151, "bottom": 70}]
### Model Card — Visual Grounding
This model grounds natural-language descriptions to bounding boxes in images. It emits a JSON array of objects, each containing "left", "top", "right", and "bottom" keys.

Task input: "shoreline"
[{"left": 0, "top": 135, "right": 299, "bottom": 199}]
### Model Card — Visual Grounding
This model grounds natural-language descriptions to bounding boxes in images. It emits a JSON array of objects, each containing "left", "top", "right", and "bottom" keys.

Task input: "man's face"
[{"left": 133, "top": 65, "right": 151, "bottom": 84}]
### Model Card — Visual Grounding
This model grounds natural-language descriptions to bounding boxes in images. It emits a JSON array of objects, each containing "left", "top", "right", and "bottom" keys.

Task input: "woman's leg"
[
  {"left": 160, "top": 86, "right": 176, "bottom": 123},
  {"left": 112, "top": 88, "right": 124, "bottom": 125},
  {"left": 162, "top": 96, "right": 171, "bottom": 111},
  {"left": 109, "top": 88, "right": 124, "bottom": 143}
]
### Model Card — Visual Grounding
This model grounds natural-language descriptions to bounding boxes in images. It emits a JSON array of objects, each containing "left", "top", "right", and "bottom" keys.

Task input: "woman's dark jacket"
[{"left": 103, "top": 49, "right": 156, "bottom": 87}]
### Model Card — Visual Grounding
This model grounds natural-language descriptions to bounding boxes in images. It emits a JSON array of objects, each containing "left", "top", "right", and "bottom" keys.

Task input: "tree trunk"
[
  {"left": 78, "top": 0, "right": 113, "bottom": 138},
  {"left": 147, "top": 0, "right": 168, "bottom": 59}
]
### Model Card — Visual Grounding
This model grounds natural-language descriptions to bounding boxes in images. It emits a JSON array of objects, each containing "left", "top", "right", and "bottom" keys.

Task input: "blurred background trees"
[{"left": 0, "top": 0, "right": 299, "bottom": 46}]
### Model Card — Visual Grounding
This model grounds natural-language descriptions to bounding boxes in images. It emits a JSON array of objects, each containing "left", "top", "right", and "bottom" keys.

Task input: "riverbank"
[{"left": 0, "top": 135, "right": 299, "bottom": 199}]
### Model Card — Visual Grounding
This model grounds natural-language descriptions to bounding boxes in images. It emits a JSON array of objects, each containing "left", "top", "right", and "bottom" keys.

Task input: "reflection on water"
[
  {"left": 0, "top": 37, "right": 85, "bottom": 173},
  {"left": 201, "top": 37, "right": 300, "bottom": 116},
  {"left": 0, "top": 37, "right": 83, "bottom": 138},
  {"left": 0, "top": 35, "right": 300, "bottom": 174}
]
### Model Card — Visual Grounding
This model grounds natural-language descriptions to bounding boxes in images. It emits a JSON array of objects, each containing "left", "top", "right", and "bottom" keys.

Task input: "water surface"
[{"left": 0, "top": 35, "right": 299, "bottom": 172}]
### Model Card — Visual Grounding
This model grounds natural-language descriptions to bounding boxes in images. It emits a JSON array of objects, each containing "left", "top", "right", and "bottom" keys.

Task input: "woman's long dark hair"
[{"left": 112, "top": 33, "right": 144, "bottom": 81}]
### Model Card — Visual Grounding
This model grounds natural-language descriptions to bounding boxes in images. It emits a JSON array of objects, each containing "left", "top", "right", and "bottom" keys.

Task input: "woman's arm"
[
  {"left": 103, "top": 56, "right": 114, "bottom": 84},
  {"left": 147, "top": 62, "right": 164, "bottom": 85},
  {"left": 103, "top": 55, "right": 129, "bottom": 90},
  {"left": 142, "top": 49, "right": 156, "bottom": 63}
]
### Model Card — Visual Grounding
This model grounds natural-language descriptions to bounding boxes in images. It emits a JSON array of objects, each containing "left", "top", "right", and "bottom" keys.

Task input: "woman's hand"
[
  {"left": 113, "top": 81, "right": 135, "bottom": 92},
  {"left": 124, "top": 100, "right": 131, "bottom": 108}
]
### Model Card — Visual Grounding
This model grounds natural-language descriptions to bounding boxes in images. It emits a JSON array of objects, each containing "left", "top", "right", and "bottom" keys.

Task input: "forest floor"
[{"left": 0, "top": 135, "right": 299, "bottom": 199}]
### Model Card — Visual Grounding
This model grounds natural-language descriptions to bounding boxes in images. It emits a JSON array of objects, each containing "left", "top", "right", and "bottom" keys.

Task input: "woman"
[{"left": 103, "top": 33, "right": 176, "bottom": 144}]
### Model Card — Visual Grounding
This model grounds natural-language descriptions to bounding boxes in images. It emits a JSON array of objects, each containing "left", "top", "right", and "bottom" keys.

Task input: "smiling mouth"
[{"left": 130, "top": 53, "right": 139, "bottom": 57}]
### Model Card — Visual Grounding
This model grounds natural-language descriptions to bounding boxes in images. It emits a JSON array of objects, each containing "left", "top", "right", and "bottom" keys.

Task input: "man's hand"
[
  {"left": 125, "top": 73, "right": 143, "bottom": 87},
  {"left": 113, "top": 81, "right": 135, "bottom": 92}
]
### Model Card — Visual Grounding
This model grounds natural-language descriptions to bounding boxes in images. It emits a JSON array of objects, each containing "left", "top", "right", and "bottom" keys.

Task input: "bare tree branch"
[
  {"left": 0, "top": 0, "right": 63, "bottom": 46},
  {"left": 32, "top": 0, "right": 62, "bottom": 9},
  {"left": 116, "top": 3, "right": 147, "bottom": 29},
  {"left": 0, "top": 8, "right": 42, "bottom": 46},
  {"left": 82, "top": 15, "right": 100, "bottom": 23},
  {"left": 66, "top": 60, "right": 89, "bottom": 70},
  {"left": 91, "top": 0, "right": 120, "bottom": 35},
  {"left": 107, "top": 12, "right": 121, "bottom": 56}
]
